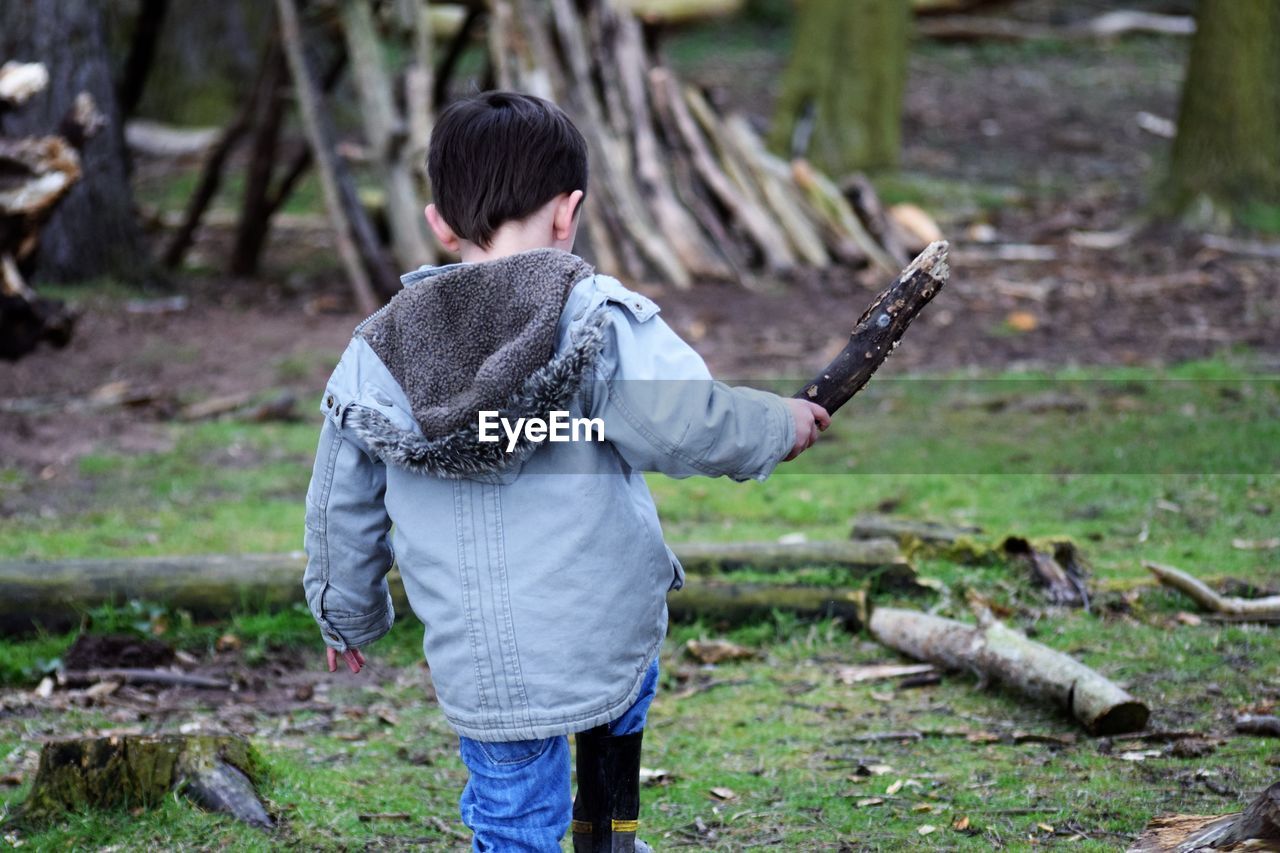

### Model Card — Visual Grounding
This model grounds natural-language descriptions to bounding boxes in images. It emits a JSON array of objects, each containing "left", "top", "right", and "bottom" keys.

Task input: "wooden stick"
[
  {"left": 869, "top": 606, "right": 1149, "bottom": 735},
  {"left": 340, "top": 0, "right": 434, "bottom": 270},
  {"left": 276, "top": 0, "right": 382, "bottom": 315},
  {"left": 59, "top": 669, "right": 232, "bottom": 690},
  {"left": 795, "top": 241, "right": 949, "bottom": 415},
  {"left": 1145, "top": 561, "right": 1280, "bottom": 618},
  {"left": 650, "top": 68, "right": 794, "bottom": 274}
]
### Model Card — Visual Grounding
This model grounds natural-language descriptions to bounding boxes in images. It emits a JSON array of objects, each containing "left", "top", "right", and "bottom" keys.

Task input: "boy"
[{"left": 303, "top": 91, "right": 828, "bottom": 852}]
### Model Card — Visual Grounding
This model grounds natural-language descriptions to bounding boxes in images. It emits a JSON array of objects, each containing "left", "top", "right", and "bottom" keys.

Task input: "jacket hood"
[{"left": 345, "top": 249, "right": 607, "bottom": 478}]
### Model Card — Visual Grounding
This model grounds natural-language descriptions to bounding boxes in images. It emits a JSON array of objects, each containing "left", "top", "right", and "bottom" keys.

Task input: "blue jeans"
[{"left": 457, "top": 659, "right": 659, "bottom": 852}]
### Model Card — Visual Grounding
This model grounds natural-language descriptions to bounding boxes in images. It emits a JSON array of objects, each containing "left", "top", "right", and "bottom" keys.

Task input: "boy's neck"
[{"left": 456, "top": 228, "right": 562, "bottom": 264}]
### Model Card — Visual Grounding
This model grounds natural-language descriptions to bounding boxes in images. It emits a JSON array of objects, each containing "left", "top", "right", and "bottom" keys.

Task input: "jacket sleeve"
[
  {"left": 303, "top": 416, "right": 395, "bottom": 651},
  {"left": 587, "top": 304, "right": 795, "bottom": 481}
]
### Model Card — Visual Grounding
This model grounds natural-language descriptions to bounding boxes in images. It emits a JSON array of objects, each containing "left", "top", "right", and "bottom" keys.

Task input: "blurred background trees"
[
  {"left": 1, "top": 0, "right": 146, "bottom": 283},
  {"left": 1165, "top": 0, "right": 1280, "bottom": 225},
  {"left": 770, "top": 0, "right": 910, "bottom": 174}
]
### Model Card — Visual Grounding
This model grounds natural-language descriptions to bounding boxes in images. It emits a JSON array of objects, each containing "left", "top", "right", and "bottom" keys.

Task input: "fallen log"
[
  {"left": 16, "top": 734, "right": 271, "bottom": 829},
  {"left": 868, "top": 606, "right": 1149, "bottom": 734},
  {"left": 1236, "top": 714, "right": 1280, "bottom": 738},
  {"left": 670, "top": 582, "right": 866, "bottom": 630},
  {"left": 1127, "top": 780, "right": 1280, "bottom": 852},
  {"left": 671, "top": 539, "right": 917, "bottom": 589},
  {"left": 794, "top": 241, "right": 949, "bottom": 415},
  {"left": 850, "top": 514, "right": 982, "bottom": 546},
  {"left": 1145, "top": 561, "right": 1280, "bottom": 619},
  {"left": 0, "top": 548, "right": 907, "bottom": 635}
]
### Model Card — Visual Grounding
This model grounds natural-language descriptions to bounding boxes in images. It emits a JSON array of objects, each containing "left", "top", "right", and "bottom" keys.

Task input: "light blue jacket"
[{"left": 303, "top": 264, "right": 794, "bottom": 741}]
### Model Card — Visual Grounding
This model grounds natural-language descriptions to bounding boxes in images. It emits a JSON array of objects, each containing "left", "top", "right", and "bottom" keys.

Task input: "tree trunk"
[
  {"left": 117, "top": 0, "right": 170, "bottom": 119},
  {"left": 0, "top": 0, "right": 148, "bottom": 283},
  {"left": 18, "top": 734, "right": 271, "bottom": 829},
  {"left": 868, "top": 607, "right": 1150, "bottom": 735},
  {"left": 770, "top": 0, "right": 910, "bottom": 175},
  {"left": 1164, "top": 0, "right": 1280, "bottom": 220}
]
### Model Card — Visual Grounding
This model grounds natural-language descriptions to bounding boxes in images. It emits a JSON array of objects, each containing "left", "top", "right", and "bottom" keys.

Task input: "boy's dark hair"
[{"left": 427, "top": 91, "right": 589, "bottom": 248}]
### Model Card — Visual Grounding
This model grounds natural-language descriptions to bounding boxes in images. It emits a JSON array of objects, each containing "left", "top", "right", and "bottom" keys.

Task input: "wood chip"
[
  {"left": 953, "top": 815, "right": 971, "bottom": 831},
  {"left": 918, "top": 824, "right": 938, "bottom": 835},
  {"left": 856, "top": 797, "right": 885, "bottom": 807},
  {"left": 685, "top": 639, "right": 758, "bottom": 665},
  {"left": 1232, "top": 538, "right": 1280, "bottom": 551},
  {"left": 886, "top": 779, "right": 905, "bottom": 795},
  {"left": 709, "top": 786, "right": 737, "bottom": 801},
  {"left": 834, "top": 663, "right": 935, "bottom": 685}
]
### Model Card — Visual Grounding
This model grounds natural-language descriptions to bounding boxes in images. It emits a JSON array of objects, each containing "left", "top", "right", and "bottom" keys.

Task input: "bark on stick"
[{"left": 795, "top": 241, "right": 949, "bottom": 415}]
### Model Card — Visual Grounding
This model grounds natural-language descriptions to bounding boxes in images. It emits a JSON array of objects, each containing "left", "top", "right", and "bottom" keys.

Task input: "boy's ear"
[
  {"left": 425, "top": 204, "right": 461, "bottom": 253},
  {"left": 552, "top": 190, "right": 585, "bottom": 242}
]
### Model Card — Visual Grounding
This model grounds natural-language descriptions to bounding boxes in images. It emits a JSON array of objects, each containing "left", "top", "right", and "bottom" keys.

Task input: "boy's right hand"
[{"left": 783, "top": 399, "right": 830, "bottom": 461}]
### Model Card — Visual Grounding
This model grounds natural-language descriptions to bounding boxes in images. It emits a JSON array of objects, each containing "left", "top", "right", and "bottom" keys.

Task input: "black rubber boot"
[{"left": 572, "top": 727, "right": 648, "bottom": 852}]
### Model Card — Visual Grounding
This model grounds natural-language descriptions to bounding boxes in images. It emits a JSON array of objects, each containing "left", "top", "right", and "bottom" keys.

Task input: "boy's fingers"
[
  {"left": 343, "top": 649, "right": 362, "bottom": 673},
  {"left": 814, "top": 406, "right": 831, "bottom": 430},
  {"left": 326, "top": 648, "right": 338, "bottom": 672}
]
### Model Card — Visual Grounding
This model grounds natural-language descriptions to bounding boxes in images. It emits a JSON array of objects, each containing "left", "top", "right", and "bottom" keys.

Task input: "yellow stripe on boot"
[{"left": 611, "top": 819, "right": 639, "bottom": 832}]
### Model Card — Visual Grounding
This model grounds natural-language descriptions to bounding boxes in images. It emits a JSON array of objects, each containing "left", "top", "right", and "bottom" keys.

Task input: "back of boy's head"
[{"left": 428, "top": 91, "right": 589, "bottom": 248}]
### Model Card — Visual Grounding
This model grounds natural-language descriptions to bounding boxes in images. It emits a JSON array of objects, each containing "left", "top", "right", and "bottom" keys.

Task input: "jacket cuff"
[
  {"left": 730, "top": 387, "right": 795, "bottom": 482},
  {"left": 313, "top": 592, "right": 395, "bottom": 651}
]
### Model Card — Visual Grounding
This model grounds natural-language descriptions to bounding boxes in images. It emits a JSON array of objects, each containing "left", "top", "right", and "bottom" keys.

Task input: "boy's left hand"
[{"left": 326, "top": 647, "right": 366, "bottom": 674}]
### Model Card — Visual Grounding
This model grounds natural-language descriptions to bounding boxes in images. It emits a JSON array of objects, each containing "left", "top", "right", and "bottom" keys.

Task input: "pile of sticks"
[
  {"left": 491, "top": 0, "right": 905, "bottom": 288},
  {"left": 164, "top": 0, "right": 906, "bottom": 309}
]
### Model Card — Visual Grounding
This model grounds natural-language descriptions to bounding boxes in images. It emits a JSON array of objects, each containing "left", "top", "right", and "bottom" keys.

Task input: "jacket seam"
[
  {"left": 605, "top": 376, "right": 719, "bottom": 476},
  {"left": 314, "top": 430, "right": 343, "bottom": 642},
  {"left": 455, "top": 479, "right": 489, "bottom": 711},
  {"left": 488, "top": 484, "right": 532, "bottom": 727}
]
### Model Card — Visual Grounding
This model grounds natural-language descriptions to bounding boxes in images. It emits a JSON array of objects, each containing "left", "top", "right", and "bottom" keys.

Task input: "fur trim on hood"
[{"left": 344, "top": 249, "right": 605, "bottom": 478}]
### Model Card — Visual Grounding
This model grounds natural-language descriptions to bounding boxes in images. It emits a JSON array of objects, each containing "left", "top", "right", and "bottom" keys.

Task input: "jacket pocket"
[{"left": 665, "top": 544, "right": 685, "bottom": 592}]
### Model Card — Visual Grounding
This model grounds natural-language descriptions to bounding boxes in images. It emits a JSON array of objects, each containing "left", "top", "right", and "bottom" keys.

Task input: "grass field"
[{"left": 1, "top": 357, "right": 1277, "bottom": 849}]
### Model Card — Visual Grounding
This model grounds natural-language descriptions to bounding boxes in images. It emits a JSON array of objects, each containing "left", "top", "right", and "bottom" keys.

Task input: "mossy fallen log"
[
  {"left": 671, "top": 539, "right": 916, "bottom": 590},
  {"left": 868, "top": 607, "right": 1149, "bottom": 735},
  {"left": 0, "top": 545, "right": 915, "bottom": 635},
  {"left": 15, "top": 734, "right": 271, "bottom": 829},
  {"left": 670, "top": 582, "right": 866, "bottom": 630}
]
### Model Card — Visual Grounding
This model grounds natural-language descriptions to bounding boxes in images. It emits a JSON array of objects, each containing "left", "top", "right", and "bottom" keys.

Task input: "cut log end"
[{"left": 1089, "top": 700, "right": 1151, "bottom": 736}]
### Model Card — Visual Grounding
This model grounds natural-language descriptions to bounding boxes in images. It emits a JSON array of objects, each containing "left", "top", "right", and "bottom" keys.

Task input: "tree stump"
[{"left": 17, "top": 734, "right": 273, "bottom": 829}]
